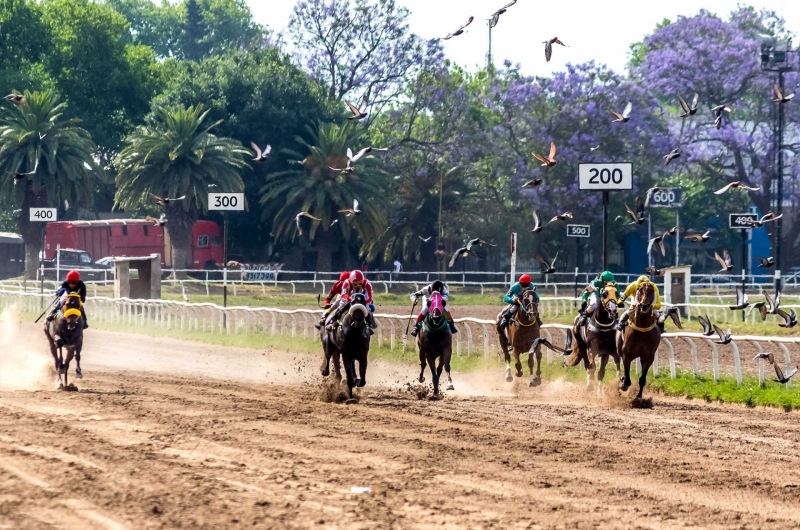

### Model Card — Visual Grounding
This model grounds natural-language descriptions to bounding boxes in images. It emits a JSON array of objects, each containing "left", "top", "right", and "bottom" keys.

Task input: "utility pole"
[{"left": 485, "top": 18, "right": 493, "bottom": 77}]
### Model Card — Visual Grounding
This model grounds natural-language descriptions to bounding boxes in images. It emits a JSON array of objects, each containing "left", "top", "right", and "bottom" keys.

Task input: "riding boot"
[
  {"left": 500, "top": 314, "right": 511, "bottom": 329},
  {"left": 410, "top": 322, "right": 421, "bottom": 337},
  {"left": 615, "top": 312, "right": 630, "bottom": 331},
  {"left": 367, "top": 313, "right": 376, "bottom": 335},
  {"left": 81, "top": 307, "right": 89, "bottom": 329},
  {"left": 448, "top": 319, "right": 458, "bottom": 334},
  {"left": 658, "top": 321, "right": 666, "bottom": 334},
  {"left": 46, "top": 303, "right": 60, "bottom": 323}
]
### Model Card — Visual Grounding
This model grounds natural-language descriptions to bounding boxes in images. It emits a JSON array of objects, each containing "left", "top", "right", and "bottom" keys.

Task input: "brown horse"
[
  {"left": 570, "top": 284, "right": 621, "bottom": 393},
  {"left": 44, "top": 293, "right": 84, "bottom": 389},
  {"left": 320, "top": 293, "right": 371, "bottom": 399},
  {"left": 496, "top": 287, "right": 542, "bottom": 386},
  {"left": 417, "top": 291, "right": 453, "bottom": 397},
  {"left": 617, "top": 282, "right": 671, "bottom": 399}
]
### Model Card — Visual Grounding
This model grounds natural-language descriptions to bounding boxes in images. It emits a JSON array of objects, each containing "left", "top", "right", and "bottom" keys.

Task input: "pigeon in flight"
[
  {"left": 647, "top": 231, "right": 670, "bottom": 257},
  {"left": 714, "top": 182, "right": 760, "bottom": 194},
  {"left": 624, "top": 198, "right": 646, "bottom": 225},
  {"left": 663, "top": 148, "right": 681, "bottom": 166},
  {"left": 4, "top": 93, "right": 25, "bottom": 104},
  {"left": 697, "top": 315, "right": 714, "bottom": 336},
  {"left": 345, "top": 95, "right": 368, "bottom": 120},
  {"left": 773, "top": 85, "right": 795, "bottom": 104},
  {"left": 150, "top": 193, "right": 186, "bottom": 206},
  {"left": 713, "top": 324, "right": 732, "bottom": 345},
  {"left": 295, "top": 212, "right": 321, "bottom": 236},
  {"left": 748, "top": 299, "right": 768, "bottom": 321},
  {"left": 489, "top": 0, "right": 517, "bottom": 28},
  {"left": 684, "top": 230, "right": 710, "bottom": 243},
  {"left": 714, "top": 249, "right": 733, "bottom": 272},
  {"left": 10, "top": 160, "right": 38, "bottom": 180},
  {"left": 338, "top": 199, "right": 361, "bottom": 217},
  {"left": 728, "top": 286, "right": 749, "bottom": 310},
  {"left": 418, "top": 235, "right": 432, "bottom": 242},
  {"left": 522, "top": 178, "right": 542, "bottom": 189},
  {"left": 530, "top": 209, "right": 542, "bottom": 233},
  {"left": 444, "top": 16, "right": 474, "bottom": 40},
  {"left": 466, "top": 238, "right": 496, "bottom": 251},
  {"left": 747, "top": 212, "right": 782, "bottom": 228},
  {"left": 752, "top": 351, "right": 774, "bottom": 363},
  {"left": 645, "top": 266, "right": 665, "bottom": 277},
  {"left": 609, "top": 102, "right": 632, "bottom": 123},
  {"left": 448, "top": 246, "right": 478, "bottom": 268},
  {"left": 778, "top": 308, "right": 798, "bottom": 328},
  {"left": 250, "top": 142, "right": 271, "bottom": 163},
  {"left": 754, "top": 256, "right": 775, "bottom": 268},
  {"left": 678, "top": 93, "right": 699, "bottom": 117},
  {"left": 534, "top": 253, "right": 558, "bottom": 274},
  {"left": 543, "top": 37, "right": 567, "bottom": 62},
  {"left": 643, "top": 187, "right": 661, "bottom": 208},
  {"left": 774, "top": 364, "right": 798, "bottom": 384},
  {"left": 532, "top": 142, "right": 557, "bottom": 167},
  {"left": 712, "top": 104, "right": 732, "bottom": 129},
  {"left": 348, "top": 146, "right": 388, "bottom": 164},
  {"left": 547, "top": 211, "right": 573, "bottom": 224}
]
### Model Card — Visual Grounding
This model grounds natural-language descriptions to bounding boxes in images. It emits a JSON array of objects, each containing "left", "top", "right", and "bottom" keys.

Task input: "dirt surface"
[{"left": 3, "top": 316, "right": 800, "bottom": 528}]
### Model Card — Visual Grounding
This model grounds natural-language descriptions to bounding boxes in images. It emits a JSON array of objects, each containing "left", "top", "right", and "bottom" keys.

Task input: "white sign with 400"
[{"left": 29, "top": 208, "right": 57, "bottom": 222}]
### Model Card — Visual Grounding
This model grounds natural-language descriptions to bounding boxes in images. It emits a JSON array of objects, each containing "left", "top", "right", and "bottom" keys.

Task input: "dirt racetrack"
[{"left": 3, "top": 321, "right": 800, "bottom": 528}]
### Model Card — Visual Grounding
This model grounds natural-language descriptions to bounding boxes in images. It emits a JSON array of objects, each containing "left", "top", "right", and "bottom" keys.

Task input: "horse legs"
[
  {"left": 514, "top": 349, "right": 523, "bottom": 378},
  {"left": 418, "top": 347, "right": 427, "bottom": 383},
  {"left": 428, "top": 355, "right": 440, "bottom": 396},
  {"left": 585, "top": 351, "right": 597, "bottom": 390},
  {"left": 333, "top": 350, "right": 343, "bottom": 382},
  {"left": 637, "top": 358, "right": 653, "bottom": 399},
  {"left": 503, "top": 345, "right": 513, "bottom": 383},
  {"left": 320, "top": 337, "right": 332, "bottom": 377},
  {"left": 74, "top": 341, "right": 83, "bottom": 379},
  {"left": 620, "top": 356, "right": 633, "bottom": 392},
  {"left": 343, "top": 357, "right": 357, "bottom": 399},
  {"left": 62, "top": 348, "right": 75, "bottom": 388},
  {"left": 444, "top": 348, "right": 454, "bottom": 391},
  {"left": 596, "top": 354, "right": 611, "bottom": 397},
  {"left": 529, "top": 346, "right": 542, "bottom": 387},
  {"left": 356, "top": 355, "right": 367, "bottom": 388}
]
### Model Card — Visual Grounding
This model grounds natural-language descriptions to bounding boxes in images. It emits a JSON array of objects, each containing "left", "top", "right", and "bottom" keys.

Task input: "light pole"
[{"left": 760, "top": 38, "right": 798, "bottom": 295}]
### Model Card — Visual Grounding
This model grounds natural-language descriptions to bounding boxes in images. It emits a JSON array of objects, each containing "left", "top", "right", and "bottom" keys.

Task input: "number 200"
[{"left": 588, "top": 168, "right": 623, "bottom": 184}]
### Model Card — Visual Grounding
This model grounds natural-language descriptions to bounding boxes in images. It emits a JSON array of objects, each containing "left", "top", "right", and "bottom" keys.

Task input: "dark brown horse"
[
  {"left": 570, "top": 284, "right": 621, "bottom": 394},
  {"left": 44, "top": 293, "right": 84, "bottom": 389},
  {"left": 417, "top": 291, "right": 453, "bottom": 397},
  {"left": 616, "top": 282, "right": 665, "bottom": 399},
  {"left": 496, "top": 287, "right": 542, "bottom": 386},
  {"left": 320, "top": 293, "right": 371, "bottom": 399}
]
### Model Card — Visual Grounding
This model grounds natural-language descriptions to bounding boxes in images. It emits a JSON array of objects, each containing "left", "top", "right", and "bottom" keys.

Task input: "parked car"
[{"left": 43, "top": 248, "right": 112, "bottom": 281}]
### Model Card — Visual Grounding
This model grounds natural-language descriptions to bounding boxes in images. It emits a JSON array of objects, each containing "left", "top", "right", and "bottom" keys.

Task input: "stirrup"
[{"left": 410, "top": 325, "right": 420, "bottom": 337}]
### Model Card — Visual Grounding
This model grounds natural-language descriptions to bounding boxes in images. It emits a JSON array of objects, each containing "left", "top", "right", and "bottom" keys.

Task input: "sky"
[{"left": 251, "top": 0, "right": 800, "bottom": 76}]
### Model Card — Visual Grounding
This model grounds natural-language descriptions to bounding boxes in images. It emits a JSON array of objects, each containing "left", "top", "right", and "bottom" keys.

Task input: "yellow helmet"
[{"left": 637, "top": 275, "right": 650, "bottom": 284}]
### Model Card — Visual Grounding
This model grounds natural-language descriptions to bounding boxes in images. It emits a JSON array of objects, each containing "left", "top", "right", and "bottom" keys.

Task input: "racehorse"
[
  {"left": 319, "top": 293, "right": 371, "bottom": 399},
  {"left": 616, "top": 282, "right": 667, "bottom": 399},
  {"left": 44, "top": 293, "right": 84, "bottom": 389},
  {"left": 417, "top": 291, "right": 454, "bottom": 396},
  {"left": 570, "top": 284, "right": 621, "bottom": 393},
  {"left": 496, "top": 287, "right": 542, "bottom": 386}
]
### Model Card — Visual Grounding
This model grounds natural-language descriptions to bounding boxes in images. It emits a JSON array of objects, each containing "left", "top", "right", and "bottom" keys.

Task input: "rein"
[
  {"left": 422, "top": 316, "right": 448, "bottom": 332},
  {"left": 629, "top": 284, "right": 658, "bottom": 333}
]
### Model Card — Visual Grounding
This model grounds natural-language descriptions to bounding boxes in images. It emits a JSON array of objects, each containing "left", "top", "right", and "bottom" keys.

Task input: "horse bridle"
[
  {"left": 520, "top": 288, "right": 539, "bottom": 320},
  {"left": 590, "top": 286, "right": 618, "bottom": 330}
]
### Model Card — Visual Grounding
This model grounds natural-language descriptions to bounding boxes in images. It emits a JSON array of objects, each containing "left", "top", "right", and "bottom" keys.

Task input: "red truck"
[{"left": 45, "top": 220, "right": 223, "bottom": 269}]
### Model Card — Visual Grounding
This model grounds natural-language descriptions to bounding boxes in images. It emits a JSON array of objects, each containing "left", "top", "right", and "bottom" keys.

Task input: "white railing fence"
[{"left": 6, "top": 290, "right": 798, "bottom": 388}]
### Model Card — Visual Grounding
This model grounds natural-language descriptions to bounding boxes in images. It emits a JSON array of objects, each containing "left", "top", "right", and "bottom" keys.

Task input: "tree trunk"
[
  {"left": 315, "top": 228, "right": 333, "bottom": 272},
  {"left": 166, "top": 204, "right": 197, "bottom": 279},
  {"left": 19, "top": 186, "right": 46, "bottom": 280}
]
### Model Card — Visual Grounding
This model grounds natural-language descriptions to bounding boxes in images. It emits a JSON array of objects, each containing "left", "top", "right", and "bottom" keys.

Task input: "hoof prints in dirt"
[
  {"left": 317, "top": 379, "right": 359, "bottom": 404},
  {"left": 631, "top": 397, "right": 654, "bottom": 409},
  {"left": 58, "top": 383, "right": 79, "bottom": 392},
  {"left": 403, "top": 383, "right": 445, "bottom": 401}
]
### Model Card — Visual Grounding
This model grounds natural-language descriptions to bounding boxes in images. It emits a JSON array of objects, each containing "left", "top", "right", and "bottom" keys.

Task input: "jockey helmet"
[
  {"left": 600, "top": 271, "right": 615, "bottom": 283},
  {"left": 339, "top": 271, "right": 350, "bottom": 282},
  {"left": 519, "top": 274, "right": 532, "bottom": 285},
  {"left": 431, "top": 280, "right": 444, "bottom": 292},
  {"left": 66, "top": 270, "right": 80, "bottom": 283},
  {"left": 349, "top": 270, "right": 365, "bottom": 286},
  {"left": 637, "top": 275, "right": 650, "bottom": 284}
]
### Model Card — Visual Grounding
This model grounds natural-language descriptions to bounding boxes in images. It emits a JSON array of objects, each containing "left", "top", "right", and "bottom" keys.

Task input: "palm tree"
[
  {"left": 114, "top": 104, "right": 249, "bottom": 277},
  {"left": 261, "top": 121, "right": 387, "bottom": 272},
  {"left": 0, "top": 90, "right": 100, "bottom": 279}
]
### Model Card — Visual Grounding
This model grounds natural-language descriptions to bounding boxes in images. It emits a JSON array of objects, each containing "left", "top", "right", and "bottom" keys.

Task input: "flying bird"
[
  {"left": 329, "top": 161, "right": 355, "bottom": 173},
  {"left": 4, "top": 93, "right": 25, "bottom": 104},
  {"left": 531, "top": 209, "right": 542, "bottom": 233},
  {"left": 534, "top": 253, "right": 558, "bottom": 274},
  {"left": 774, "top": 363, "right": 798, "bottom": 384},
  {"left": 345, "top": 95, "right": 368, "bottom": 120},
  {"left": 666, "top": 226, "right": 680, "bottom": 237},
  {"left": 678, "top": 93, "right": 699, "bottom": 117},
  {"left": 543, "top": 37, "right": 567, "bottom": 62},
  {"left": 773, "top": 85, "right": 795, "bottom": 104},
  {"left": 684, "top": 230, "right": 711, "bottom": 243},
  {"left": 418, "top": 235, "right": 432, "bottom": 242},
  {"left": 590, "top": 145, "right": 601, "bottom": 152},
  {"left": 645, "top": 266, "right": 665, "bottom": 277},
  {"left": 697, "top": 315, "right": 714, "bottom": 336},
  {"left": 609, "top": 102, "right": 632, "bottom": 123},
  {"left": 547, "top": 211, "right": 573, "bottom": 224},
  {"left": 712, "top": 104, "right": 732, "bottom": 130},
  {"left": 624, "top": 197, "right": 645, "bottom": 225},
  {"left": 145, "top": 213, "right": 167, "bottom": 227},
  {"left": 330, "top": 219, "right": 339, "bottom": 228},
  {"left": 522, "top": 179, "right": 542, "bottom": 189},
  {"left": 752, "top": 351, "right": 774, "bottom": 363},
  {"left": 714, "top": 182, "right": 760, "bottom": 194},
  {"left": 643, "top": 187, "right": 662, "bottom": 208},
  {"left": 532, "top": 142, "right": 557, "bottom": 167},
  {"left": 747, "top": 212, "right": 782, "bottom": 228},
  {"left": 10, "top": 160, "right": 38, "bottom": 180},
  {"left": 150, "top": 193, "right": 185, "bottom": 206},
  {"left": 748, "top": 299, "right": 768, "bottom": 321},
  {"left": 663, "top": 148, "right": 681, "bottom": 166},
  {"left": 448, "top": 246, "right": 478, "bottom": 268},
  {"left": 766, "top": 292, "right": 782, "bottom": 316},
  {"left": 714, "top": 249, "right": 733, "bottom": 272},
  {"left": 444, "top": 16, "right": 474, "bottom": 40},
  {"left": 647, "top": 231, "right": 670, "bottom": 257},
  {"left": 713, "top": 324, "right": 732, "bottom": 345},
  {"left": 754, "top": 256, "right": 775, "bottom": 268},
  {"left": 338, "top": 199, "right": 361, "bottom": 217},
  {"left": 348, "top": 146, "right": 388, "bottom": 164},
  {"left": 250, "top": 142, "right": 271, "bottom": 163},
  {"left": 489, "top": 0, "right": 517, "bottom": 28},
  {"left": 778, "top": 308, "right": 798, "bottom": 328},
  {"left": 729, "top": 286, "right": 749, "bottom": 311},
  {"left": 466, "top": 238, "right": 496, "bottom": 251},
  {"left": 295, "top": 212, "right": 321, "bottom": 236}
]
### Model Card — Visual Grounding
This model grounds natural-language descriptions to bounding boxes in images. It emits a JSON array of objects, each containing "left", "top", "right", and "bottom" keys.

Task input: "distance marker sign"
[
  {"left": 578, "top": 163, "right": 632, "bottom": 190},
  {"left": 29, "top": 208, "right": 56, "bottom": 222},
  {"left": 208, "top": 193, "right": 245, "bottom": 211},
  {"left": 729, "top": 213, "right": 758, "bottom": 229},
  {"left": 648, "top": 188, "right": 682, "bottom": 208},
  {"left": 567, "top": 224, "right": 590, "bottom": 238}
]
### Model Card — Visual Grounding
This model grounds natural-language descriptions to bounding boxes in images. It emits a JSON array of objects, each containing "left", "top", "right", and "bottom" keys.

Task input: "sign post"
[
  {"left": 30, "top": 208, "right": 57, "bottom": 303},
  {"left": 509, "top": 232, "right": 517, "bottom": 288},
  {"left": 649, "top": 188, "right": 683, "bottom": 266},
  {"left": 567, "top": 225, "right": 590, "bottom": 302},
  {"left": 579, "top": 163, "right": 632, "bottom": 270},
  {"left": 209, "top": 193, "right": 245, "bottom": 322},
  {"left": 730, "top": 213, "right": 758, "bottom": 322}
]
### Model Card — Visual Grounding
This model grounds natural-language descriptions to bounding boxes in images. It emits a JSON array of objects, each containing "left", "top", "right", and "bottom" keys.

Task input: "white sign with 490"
[
  {"left": 29, "top": 208, "right": 57, "bottom": 222},
  {"left": 578, "top": 163, "right": 632, "bottom": 190},
  {"left": 208, "top": 193, "right": 245, "bottom": 211}
]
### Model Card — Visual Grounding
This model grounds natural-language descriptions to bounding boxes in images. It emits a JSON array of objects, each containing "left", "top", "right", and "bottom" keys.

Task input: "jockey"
[
  {"left": 409, "top": 280, "right": 458, "bottom": 336},
  {"left": 46, "top": 270, "right": 88, "bottom": 329},
  {"left": 579, "top": 270, "right": 618, "bottom": 325},
  {"left": 325, "top": 270, "right": 377, "bottom": 334},
  {"left": 317, "top": 271, "right": 350, "bottom": 327},
  {"left": 499, "top": 274, "right": 542, "bottom": 329},
  {"left": 617, "top": 275, "right": 663, "bottom": 332}
]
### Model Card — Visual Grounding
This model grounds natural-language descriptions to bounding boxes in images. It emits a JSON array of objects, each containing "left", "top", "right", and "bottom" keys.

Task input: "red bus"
[{"left": 45, "top": 219, "right": 223, "bottom": 269}]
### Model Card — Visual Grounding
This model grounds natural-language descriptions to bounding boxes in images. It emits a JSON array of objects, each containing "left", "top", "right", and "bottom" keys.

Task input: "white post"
[
  {"left": 509, "top": 232, "right": 517, "bottom": 288},
  {"left": 675, "top": 211, "right": 680, "bottom": 267},
  {"left": 647, "top": 214, "right": 652, "bottom": 268},
  {"left": 56, "top": 245, "right": 61, "bottom": 283}
]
